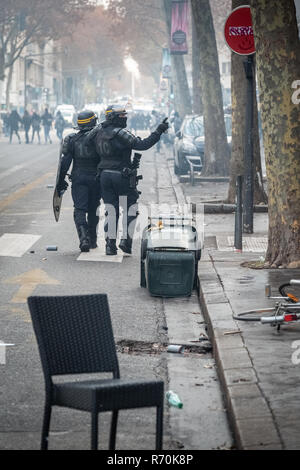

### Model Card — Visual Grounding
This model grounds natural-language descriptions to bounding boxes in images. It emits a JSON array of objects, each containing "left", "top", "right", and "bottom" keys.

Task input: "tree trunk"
[
  {"left": 227, "top": 0, "right": 267, "bottom": 204},
  {"left": 5, "top": 64, "right": 14, "bottom": 110},
  {"left": 0, "top": 49, "right": 5, "bottom": 82},
  {"left": 191, "top": 0, "right": 230, "bottom": 176},
  {"left": 192, "top": 13, "right": 203, "bottom": 115},
  {"left": 163, "top": 0, "right": 192, "bottom": 118},
  {"left": 172, "top": 55, "right": 192, "bottom": 117},
  {"left": 251, "top": 0, "right": 300, "bottom": 267}
]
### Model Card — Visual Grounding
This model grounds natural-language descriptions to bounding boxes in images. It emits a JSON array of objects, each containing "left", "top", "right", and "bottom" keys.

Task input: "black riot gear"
[
  {"left": 55, "top": 117, "right": 101, "bottom": 252},
  {"left": 105, "top": 105, "right": 127, "bottom": 128},
  {"left": 77, "top": 109, "right": 97, "bottom": 130},
  {"left": 95, "top": 104, "right": 169, "bottom": 255}
]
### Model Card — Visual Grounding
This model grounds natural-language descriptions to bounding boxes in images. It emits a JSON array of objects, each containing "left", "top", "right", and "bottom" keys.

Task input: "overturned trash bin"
[{"left": 140, "top": 214, "right": 203, "bottom": 298}]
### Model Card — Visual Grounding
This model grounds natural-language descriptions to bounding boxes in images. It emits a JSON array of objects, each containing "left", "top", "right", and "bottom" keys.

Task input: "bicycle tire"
[
  {"left": 279, "top": 283, "right": 300, "bottom": 303},
  {"left": 233, "top": 307, "right": 276, "bottom": 322}
]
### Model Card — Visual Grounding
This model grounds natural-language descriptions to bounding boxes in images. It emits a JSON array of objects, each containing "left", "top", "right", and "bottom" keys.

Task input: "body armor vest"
[
  {"left": 96, "top": 124, "right": 132, "bottom": 170},
  {"left": 71, "top": 130, "right": 99, "bottom": 172}
]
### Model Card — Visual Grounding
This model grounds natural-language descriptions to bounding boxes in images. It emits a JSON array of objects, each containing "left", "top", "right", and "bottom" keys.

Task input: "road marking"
[
  {"left": 4, "top": 269, "right": 60, "bottom": 303},
  {"left": 77, "top": 245, "right": 125, "bottom": 263},
  {"left": 0, "top": 171, "right": 54, "bottom": 212},
  {"left": 0, "top": 233, "right": 41, "bottom": 257}
]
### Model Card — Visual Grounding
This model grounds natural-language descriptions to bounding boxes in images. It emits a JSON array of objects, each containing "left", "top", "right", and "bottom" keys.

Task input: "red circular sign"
[{"left": 224, "top": 5, "right": 255, "bottom": 55}]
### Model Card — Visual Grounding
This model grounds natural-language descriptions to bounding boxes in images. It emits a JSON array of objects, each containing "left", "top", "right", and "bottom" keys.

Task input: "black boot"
[
  {"left": 88, "top": 215, "right": 99, "bottom": 249},
  {"left": 106, "top": 238, "right": 117, "bottom": 255},
  {"left": 77, "top": 226, "right": 90, "bottom": 252},
  {"left": 89, "top": 238, "right": 98, "bottom": 249},
  {"left": 119, "top": 238, "right": 133, "bottom": 254}
]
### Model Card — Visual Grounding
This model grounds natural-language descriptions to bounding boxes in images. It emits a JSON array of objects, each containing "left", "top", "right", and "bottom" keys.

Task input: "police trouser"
[
  {"left": 71, "top": 169, "right": 101, "bottom": 242},
  {"left": 100, "top": 170, "right": 139, "bottom": 241}
]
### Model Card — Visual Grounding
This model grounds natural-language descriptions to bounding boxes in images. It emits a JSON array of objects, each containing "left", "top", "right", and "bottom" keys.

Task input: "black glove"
[
  {"left": 56, "top": 179, "right": 68, "bottom": 196},
  {"left": 156, "top": 117, "right": 169, "bottom": 135}
]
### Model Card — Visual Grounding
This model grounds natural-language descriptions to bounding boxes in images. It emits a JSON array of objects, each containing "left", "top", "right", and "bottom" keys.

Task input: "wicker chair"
[{"left": 28, "top": 294, "right": 164, "bottom": 450}]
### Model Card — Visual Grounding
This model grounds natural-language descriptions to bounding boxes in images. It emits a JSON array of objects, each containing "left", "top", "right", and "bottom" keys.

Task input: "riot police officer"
[
  {"left": 55, "top": 110, "right": 101, "bottom": 252},
  {"left": 95, "top": 104, "right": 169, "bottom": 255}
]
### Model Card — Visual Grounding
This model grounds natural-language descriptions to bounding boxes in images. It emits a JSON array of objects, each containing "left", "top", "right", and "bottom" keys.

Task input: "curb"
[
  {"left": 203, "top": 203, "right": 268, "bottom": 214},
  {"left": 165, "top": 156, "right": 282, "bottom": 449},
  {"left": 198, "top": 260, "right": 283, "bottom": 450}
]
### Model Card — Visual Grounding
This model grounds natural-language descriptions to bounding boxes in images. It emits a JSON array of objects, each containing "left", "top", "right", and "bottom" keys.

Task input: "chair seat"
[{"left": 53, "top": 378, "right": 164, "bottom": 412}]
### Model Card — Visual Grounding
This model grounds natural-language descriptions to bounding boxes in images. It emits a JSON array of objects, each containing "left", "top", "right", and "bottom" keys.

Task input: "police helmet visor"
[{"left": 105, "top": 106, "right": 127, "bottom": 119}]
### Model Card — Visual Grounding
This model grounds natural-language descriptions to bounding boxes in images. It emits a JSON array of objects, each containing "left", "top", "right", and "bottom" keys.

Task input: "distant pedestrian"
[
  {"left": 23, "top": 110, "right": 32, "bottom": 144},
  {"left": 2, "top": 112, "right": 9, "bottom": 137},
  {"left": 31, "top": 111, "right": 41, "bottom": 144},
  {"left": 8, "top": 110, "right": 22, "bottom": 144},
  {"left": 41, "top": 108, "right": 53, "bottom": 144},
  {"left": 54, "top": 111, "right": 65, "bottom": 140}
]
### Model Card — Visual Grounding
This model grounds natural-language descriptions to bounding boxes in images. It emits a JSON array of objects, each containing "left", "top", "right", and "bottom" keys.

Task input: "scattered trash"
[
  {"left": 29, "top": 250, "right": 35, "bottom": 254},
  {"left": 167, "top": 344, "right": 185, "bottom": 354},
  {"left": 204, "top": 363, "right": 213, "bottom": 369},
  {"left": 166, "top": 390, "right": 183, "bottom": 409},
  {"left": 223, "top": 330, "right": 241, "bottom": 336},
  {"left": 47, "top": 184, "right": 54, "bottom": 188},
  {"left": 42, "top": 258, "right": 47, "bottom": 261},
  {"left": 46, "top": 246, "right": 58, "bottom": 251}
]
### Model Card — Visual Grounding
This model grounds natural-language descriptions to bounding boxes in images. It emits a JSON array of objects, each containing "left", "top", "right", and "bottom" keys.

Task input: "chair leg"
[
  {"left": 156, "top": 406, "right": 163, "bottom": 450},
  {"left": 109, "top": 410, "right": 119, "bottom": 450},
  {"left": 91, "top": 409, "right": 99, "bottom": 450},
  {"left": 41, "top": 401, "right": 52, "bottom": 450}
]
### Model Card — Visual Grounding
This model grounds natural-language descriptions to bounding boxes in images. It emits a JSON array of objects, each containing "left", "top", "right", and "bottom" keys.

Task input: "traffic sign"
[{"left": 224, "top": 5, "right": 255, "bottom": 55}]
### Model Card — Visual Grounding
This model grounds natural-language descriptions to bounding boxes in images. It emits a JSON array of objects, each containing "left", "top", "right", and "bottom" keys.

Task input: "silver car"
[{"left": 173, "top": 115, "right": 205, "bottom": 175}]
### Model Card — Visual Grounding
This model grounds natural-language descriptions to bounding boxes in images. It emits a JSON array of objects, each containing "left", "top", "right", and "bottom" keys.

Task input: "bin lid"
[{"left": 146, "top": 225, "right": 200, "bottom": 251}]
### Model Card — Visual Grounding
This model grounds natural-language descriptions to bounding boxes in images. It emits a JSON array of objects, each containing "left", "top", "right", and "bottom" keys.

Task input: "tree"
[
  {"left": 192, "top": 13, "right": 202, "bottom": 115},
  {"left": 226, "top": 0, "right": 267, "bottom": 204},
  {"left": 60, "top": 6, "right": 125, "bottom": 105},
  {"left": 0, "top": 1, "right": 95, "bottom": 81},
  {"left": 107, "top": 0, "right": 168, "bottom": 85},
  {"left": 250, "top": 0, "right": 300, "bottom": 267},
  {"left": 191, "top": 0, "right": 230, "bottom": 176}
]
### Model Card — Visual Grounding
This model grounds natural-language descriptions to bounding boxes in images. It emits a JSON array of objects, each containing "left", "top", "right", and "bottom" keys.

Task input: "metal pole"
[
  {"left": 234, "top": 175, "right": 243, "bottom": 251},
  {"left": 243, "top": 54, "right": 254, "bottom": 234}
]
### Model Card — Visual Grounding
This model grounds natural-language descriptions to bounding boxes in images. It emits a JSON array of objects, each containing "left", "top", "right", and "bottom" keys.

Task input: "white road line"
[
  {"left": 77, "top": 245, "right": 125, "bottom": 263},
  {"left": 0, "top": 233, "right": 41, "bottom": 257}
]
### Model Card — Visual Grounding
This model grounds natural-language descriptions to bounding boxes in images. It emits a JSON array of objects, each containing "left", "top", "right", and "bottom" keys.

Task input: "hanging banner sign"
[
  {"left": 160, "top": 75, "right": 169, "bottom": 91},
  {"left": 170, "top": 0, "right": 189, "bottom": 55},
  {"left": 162, "top": 48, "right": 172, "bottom": 79}
]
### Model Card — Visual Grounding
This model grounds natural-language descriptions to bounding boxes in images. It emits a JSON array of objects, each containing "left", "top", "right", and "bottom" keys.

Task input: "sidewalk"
[{"left": 180, "top": 175, "right": 300, "bottom": 450}]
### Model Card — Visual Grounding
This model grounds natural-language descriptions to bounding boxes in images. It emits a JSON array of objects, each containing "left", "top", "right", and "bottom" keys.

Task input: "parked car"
[
  {"left": 54, "top": 104, "right": 77, "bottom": 128},
  {"left": 173, "top": 115, "right": 205, "bottom": 175},
  {"left": 173, "top": 113, "right": 232, "bottom": 176}
]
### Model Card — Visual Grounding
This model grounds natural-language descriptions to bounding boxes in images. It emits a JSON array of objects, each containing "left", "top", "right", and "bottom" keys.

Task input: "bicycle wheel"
[
  {"left": 233, "top": 307, "right": 276, "bottom": 322},
  {"left": 279, "top": 282, "right": 300, "bottom": 303}
]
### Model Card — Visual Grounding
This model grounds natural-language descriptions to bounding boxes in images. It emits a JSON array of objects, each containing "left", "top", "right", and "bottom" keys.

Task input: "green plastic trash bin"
[{"left": 140, "top": 215, "right": 202, "bottom": 298}]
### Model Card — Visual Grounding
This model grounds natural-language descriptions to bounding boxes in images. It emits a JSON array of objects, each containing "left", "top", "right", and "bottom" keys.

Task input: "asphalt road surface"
[{"left": 0, "top": 129, "right": 233, "bottom": 450}]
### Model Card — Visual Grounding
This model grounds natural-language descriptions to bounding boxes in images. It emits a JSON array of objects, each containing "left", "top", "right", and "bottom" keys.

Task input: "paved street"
[
  {"left": 0, "top": 131, "right": 233, "bottom": 450},
  {"left": 183, "top": 175, "right": 300, "bottom": 450}
]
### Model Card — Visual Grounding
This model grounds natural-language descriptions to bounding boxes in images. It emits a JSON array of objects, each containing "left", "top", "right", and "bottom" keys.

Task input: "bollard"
[{"left": 234, "top": 175, "right": 243, "bottom": 251}]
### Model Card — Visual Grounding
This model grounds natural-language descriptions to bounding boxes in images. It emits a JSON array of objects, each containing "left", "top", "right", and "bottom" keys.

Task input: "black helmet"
[
  {"left": 105, "top": 105, "right": 127, "bottom": 126},
  {"left": 77, "top": 109, "right": 97, "bottom": 130}
]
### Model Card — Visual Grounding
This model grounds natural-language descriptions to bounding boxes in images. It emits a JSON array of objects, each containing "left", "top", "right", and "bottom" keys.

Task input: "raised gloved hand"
[
  {"left": 156, "top": 117, "right": 169, "bottom": 134},
  {"left": 56, "top": 179, "right": 68, "bottom": 196}
]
